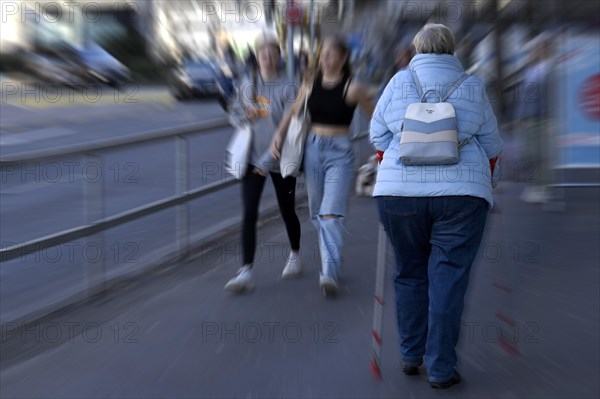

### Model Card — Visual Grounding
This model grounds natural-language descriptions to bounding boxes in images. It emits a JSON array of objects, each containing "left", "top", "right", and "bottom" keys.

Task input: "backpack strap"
[
  {"left": 252, "top": 68, "right": 258, "bottom": 104},
  {"left": 302, "top": 84, "right": 311, "bottom": 119},
  {"left": 442, "top": 73, "right": 470, "bottom": 102},
  {"left": 412, "top": 71, "right": 470, "bottom": 103},
  {"left": 412, "top": 70, "right": 443, "bottom": 103},
  {"left": 411, "top": 70, "right": 424, "bottom": 99}
]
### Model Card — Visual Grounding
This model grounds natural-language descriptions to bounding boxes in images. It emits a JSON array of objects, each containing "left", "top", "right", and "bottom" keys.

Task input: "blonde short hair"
[{"left": 413, "top": 24, "right": 455, "bottom": 55}]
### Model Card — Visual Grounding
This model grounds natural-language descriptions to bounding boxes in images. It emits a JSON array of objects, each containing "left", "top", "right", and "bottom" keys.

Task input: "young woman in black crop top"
[{"left": 271, "top": 36, "right": 375, "bottom": 296}]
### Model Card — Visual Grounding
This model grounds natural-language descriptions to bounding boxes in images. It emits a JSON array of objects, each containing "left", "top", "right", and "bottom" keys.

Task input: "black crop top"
[{"left": 307, "top": 75, "right": 357, "bottom": 126}]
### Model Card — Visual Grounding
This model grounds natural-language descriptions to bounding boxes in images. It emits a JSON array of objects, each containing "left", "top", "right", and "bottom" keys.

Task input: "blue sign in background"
[{"left": 557, "top": 32, "right": 600, "bottom": 167}]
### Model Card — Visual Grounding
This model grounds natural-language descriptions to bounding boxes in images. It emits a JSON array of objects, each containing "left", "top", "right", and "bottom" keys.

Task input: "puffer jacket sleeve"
[
  {"left": 476, "top": 90, "right": 504, "bottom": 159},
  {"left": 369, "top": 77, "right": 395, "bottom": 152}
]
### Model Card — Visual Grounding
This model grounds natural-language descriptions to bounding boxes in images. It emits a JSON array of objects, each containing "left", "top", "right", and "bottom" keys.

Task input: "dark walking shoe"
[
  {"left": 402, "top": 360, "right": 423, "bottom": 375},
  {"left": 429, "top": 370, "right": 461, "bottom": 389}
]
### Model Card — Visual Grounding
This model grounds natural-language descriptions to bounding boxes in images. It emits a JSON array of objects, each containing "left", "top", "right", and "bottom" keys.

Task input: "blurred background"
[{"left": 1, "top": 1, "right": 599, "bottom": 398}]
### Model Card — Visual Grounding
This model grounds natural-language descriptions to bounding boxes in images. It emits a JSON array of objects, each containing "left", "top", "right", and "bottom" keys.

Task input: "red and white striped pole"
[{"left": 370, "top": 223, "right": 387, "bottom": 380}]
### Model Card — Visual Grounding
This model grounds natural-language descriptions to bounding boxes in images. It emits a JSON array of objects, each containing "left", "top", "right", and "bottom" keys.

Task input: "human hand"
[
  {"left": 245, "top": 107, "right": 259, "bottom": 121},
  {"left": 253, "top": 166, "right": 268, "bottom": 176},
  {"left": 271, "top": 132, "right": 283, "bottom": 160},
  {"left": 490, "top": 156, "right": 500, "bottom": 189}
]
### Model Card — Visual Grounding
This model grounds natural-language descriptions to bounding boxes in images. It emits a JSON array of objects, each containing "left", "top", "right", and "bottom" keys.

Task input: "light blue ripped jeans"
[{"left": 303, "top": 131, "right": 355, "bottom": 281}]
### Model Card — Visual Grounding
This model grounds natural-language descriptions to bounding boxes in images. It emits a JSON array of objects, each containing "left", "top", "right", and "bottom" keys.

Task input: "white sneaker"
[
  {"left": 224, "top": 266, "right": 255, "bottom": 293},
  {"left": 319, "top": 274, "right": 339, "bottom": 296},
  {"left": 282, "top": 253, "right": 303, "bottom": 279}
]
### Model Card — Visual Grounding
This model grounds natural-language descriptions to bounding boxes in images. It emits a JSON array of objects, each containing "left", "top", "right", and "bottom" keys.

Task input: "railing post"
[
  {"left": 175, "top": 135, "right": 189, "bottom": 259},
  {"left": 83, "top": 153, "right": 106, "bottom": 296}
]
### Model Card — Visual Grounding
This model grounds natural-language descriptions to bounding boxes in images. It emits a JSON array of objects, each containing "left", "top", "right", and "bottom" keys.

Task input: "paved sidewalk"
[{"left": 1, "top": 184, "right": 598, "bottom": 398}]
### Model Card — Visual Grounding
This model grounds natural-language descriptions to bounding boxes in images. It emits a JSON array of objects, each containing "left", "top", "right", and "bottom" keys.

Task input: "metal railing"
[
  {"left": 0, "top": 118, "right": 231, "bottom": 294},
  {"left": 1, "top": 118, "right": 371, "bottom": 297}
]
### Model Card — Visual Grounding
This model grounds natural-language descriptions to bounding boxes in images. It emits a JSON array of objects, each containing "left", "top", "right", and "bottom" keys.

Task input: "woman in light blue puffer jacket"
[{"left": 370, "top": 24, "right": 503, "bottom": 389}]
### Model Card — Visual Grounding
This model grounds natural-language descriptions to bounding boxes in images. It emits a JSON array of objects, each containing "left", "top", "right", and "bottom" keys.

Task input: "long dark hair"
[{"left": 315, "top": 36, "right": 352, "bottom": 83}]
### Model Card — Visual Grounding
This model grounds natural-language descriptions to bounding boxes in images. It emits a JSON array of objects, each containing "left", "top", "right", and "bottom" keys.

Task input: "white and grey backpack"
[{"left": 398, "top": 71, "right": 470, "bottom": 165}]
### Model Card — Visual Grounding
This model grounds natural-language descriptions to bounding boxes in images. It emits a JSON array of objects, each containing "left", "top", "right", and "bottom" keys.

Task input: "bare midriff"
[{"left": 311, "top": 124, "right": 351, "bottom": 137}]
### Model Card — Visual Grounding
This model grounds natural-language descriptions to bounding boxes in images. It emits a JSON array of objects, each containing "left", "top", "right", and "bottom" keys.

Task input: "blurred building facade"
[{"left": 0, "top": 0, "right": 149, "bottom": 52}]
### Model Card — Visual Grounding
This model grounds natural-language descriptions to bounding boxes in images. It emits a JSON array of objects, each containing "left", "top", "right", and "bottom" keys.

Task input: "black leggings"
[{"left": 241, "top": 166, "right": 301, "bottom": 266}]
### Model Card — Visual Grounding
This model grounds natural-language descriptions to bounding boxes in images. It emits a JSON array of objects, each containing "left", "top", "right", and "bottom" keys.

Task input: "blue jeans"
[
  {"left": 304, "top": 132, "right": 354, "bottom": 280},
  {"left": 377, "top": 196, "right": 489, "bottom": 382}
]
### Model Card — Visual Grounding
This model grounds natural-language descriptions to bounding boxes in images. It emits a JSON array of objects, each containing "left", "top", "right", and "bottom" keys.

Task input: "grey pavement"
[
  {"left": 1, "top": 182, "right": 598, "bottom": 398},
  {"left": 0, "top": 95, "right": 373, "bottom": 325}
]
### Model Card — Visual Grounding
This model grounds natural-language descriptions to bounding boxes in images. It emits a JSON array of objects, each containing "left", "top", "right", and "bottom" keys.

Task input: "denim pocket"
[
  {"left": 383, "top": 197, "right": 417, "bottom": 216},
  {"left": 441, "top": 196, "right": 484, "bottom": 221}
]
